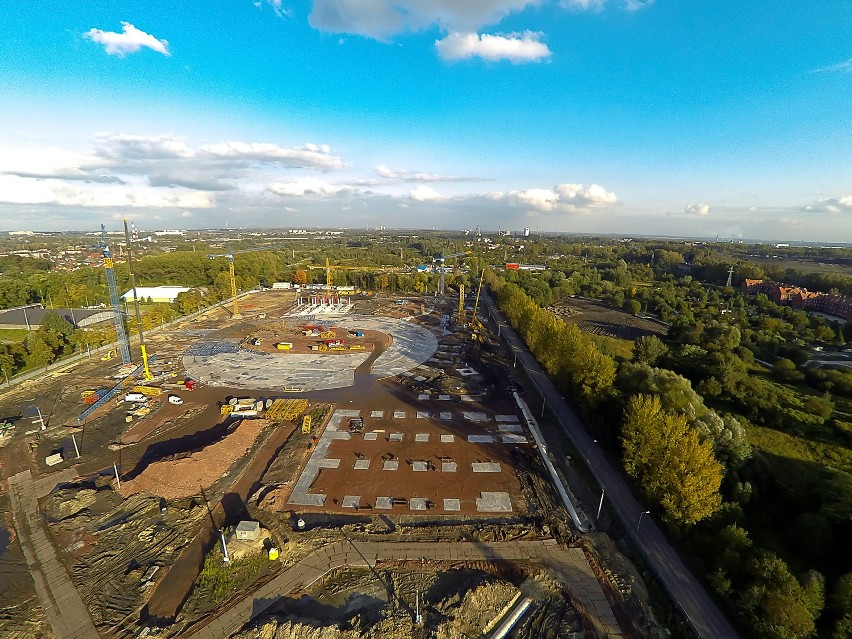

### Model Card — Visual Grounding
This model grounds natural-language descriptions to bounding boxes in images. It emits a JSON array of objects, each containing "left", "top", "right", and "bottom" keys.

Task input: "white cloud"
[
  {"left": 0, "top": 174, "right": 213, "bottom": 208},
  {"left": 179, "top": 211, "right": 193, "bottom": 218},
  {"left": 308, "top": 0, "right": 540, "bottom": 41},
  {"left": 376, "top": 164, "right": 486, "bottom": 182},
  {"left": 814, "top": 57, "right": 852, "bottom": 74},
  {"left": 625, "top": 0, "right": 653, "bottom": 10},
  {"left": 268, "top": 177, "right": 356, "bottom": 197},
  {"left": 436, "top": 31, "right": 551, "bottom": 64},
  {"left": 200, "top": 141, "right": 344, "bottom": 170},
  {"left": 685, "top": 203, "right": 710, "bottom": 216},
  {"left": 562, "top": 0, "right": 606, "bottom": 10},
  {"left": 409, "top": 185, "right": 444, "bottom": 201},
  {"left": 819, "top": 195, "right": 852, "bottom": 213},
  {"left": 488, "top": 182, "right": 617, "bottom": 211},
  {"left": 84, "top": 22, "right": 170, "bottom": 57}
]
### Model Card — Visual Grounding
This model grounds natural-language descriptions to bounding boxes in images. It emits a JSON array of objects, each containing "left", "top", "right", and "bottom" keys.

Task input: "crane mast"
[{"left": 100, "top": 225, "right": 131, "bottom": 364}]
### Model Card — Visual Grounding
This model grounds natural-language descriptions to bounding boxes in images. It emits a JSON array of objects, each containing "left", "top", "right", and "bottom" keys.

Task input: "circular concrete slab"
[{"left": 182, "top": 317, "right": 439, "bottom": 391}]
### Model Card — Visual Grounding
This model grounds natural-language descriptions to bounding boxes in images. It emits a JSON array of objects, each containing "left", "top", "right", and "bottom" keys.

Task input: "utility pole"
[
  {"left": 597, "top": 489, "right": 605, "bottom": 520},
  {"left": 71, "top": 433, "right": 80, "bottom": 459},
  {"left": 113, "top": 462, "right": 121, "bottom": 491}
]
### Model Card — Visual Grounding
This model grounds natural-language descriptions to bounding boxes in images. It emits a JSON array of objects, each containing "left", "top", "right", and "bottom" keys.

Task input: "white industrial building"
[{"left": 120, "top": 286, "right": 192, "bottom": 303}]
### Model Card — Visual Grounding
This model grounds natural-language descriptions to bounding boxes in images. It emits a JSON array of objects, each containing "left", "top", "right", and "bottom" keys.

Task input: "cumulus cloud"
[
  {"left": 409, "top": 185, "right": 444, "bottom": 201},
  {"left": 376, "top": 164, "right": 486, "bottom": 182},
  {"left": 819, "top": 195, "right": 852, "bottom": 213},
  {"left": 685, "top": 203, "right": 710, "bottom": 216},
  {"left": 84, "top": 22, "right": 170, "bottom": 57},
  {"left": 308, "top": 0, "right": 538, "bottom": 40},
  {"left": 268, "top": 177, "right": 357, "bottom": 197},
  {"left": 436, "top": 31, "right": 551, "bottom": 63},
  {"left": 487, "top": 182, "right": 617, "bottom": 211},
  {"left": 0, "top": 173, "right": 213, "bottom": 208},
  {"left": 814, "top": 57, "right": 852, "bottom": 74}
]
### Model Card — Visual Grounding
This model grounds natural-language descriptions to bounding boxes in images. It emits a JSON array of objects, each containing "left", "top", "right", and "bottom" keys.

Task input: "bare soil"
[{"left": 549, "top": 298, "right": 668, "bottom": 340}]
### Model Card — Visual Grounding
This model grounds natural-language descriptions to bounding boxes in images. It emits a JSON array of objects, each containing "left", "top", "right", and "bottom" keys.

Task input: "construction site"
[{"left": 0, "top": 240, "right": 667, "bottom": 639}]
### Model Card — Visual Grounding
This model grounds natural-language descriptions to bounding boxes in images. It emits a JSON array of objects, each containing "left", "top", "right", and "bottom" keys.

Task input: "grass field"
[
  {"left": 745, "top": 423, "right": 852, "bottom": 474},
  {"left": 0, "top": 328, "right": 28, "bottom": 343}
]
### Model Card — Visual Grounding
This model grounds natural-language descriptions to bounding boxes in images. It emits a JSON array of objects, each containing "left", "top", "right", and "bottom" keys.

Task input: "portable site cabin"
[{"left": 235, "top": 520, "right": 261, "bottom": 541}]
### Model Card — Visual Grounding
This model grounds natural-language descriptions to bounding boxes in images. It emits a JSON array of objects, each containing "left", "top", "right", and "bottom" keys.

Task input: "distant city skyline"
[{"left": 0, "top": 1, "right": 849, "bottom": 241}]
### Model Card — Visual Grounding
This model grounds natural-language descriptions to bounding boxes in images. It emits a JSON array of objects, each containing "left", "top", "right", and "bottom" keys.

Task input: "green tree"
[
  {"left": 739, "top": 553, "right": 818, "bottom": 639},
  {"left": 621, "top": 394, "right": 723, "bottom": 525},
  {"left": 831, "top": 572, "right": 852, "bottom": 639},
  {"left": 634, "top": 335, "right": 668, "bottom": 365},
  {"left": 624, "top": 298, "right": 641, "bottom": 316}
]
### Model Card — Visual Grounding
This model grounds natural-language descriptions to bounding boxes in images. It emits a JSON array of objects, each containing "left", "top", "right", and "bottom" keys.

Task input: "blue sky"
[{"left": 0, "top": 1, "right": 849, "bottom": 241}]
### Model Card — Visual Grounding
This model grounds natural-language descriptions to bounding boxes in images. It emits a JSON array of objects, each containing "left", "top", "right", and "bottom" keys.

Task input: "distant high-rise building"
[{"left": 523, "top": 227, "right": 530, "bottom": 237}]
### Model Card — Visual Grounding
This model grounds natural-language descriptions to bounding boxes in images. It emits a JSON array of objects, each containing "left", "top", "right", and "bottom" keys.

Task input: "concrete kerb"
[{"left": 484, "top": 291, "right": 706, "bottom": 639}]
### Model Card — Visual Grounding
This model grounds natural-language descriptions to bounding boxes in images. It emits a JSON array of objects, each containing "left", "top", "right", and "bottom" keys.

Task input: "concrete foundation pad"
[
  {"left": 439, "top": 412, "right": 452, "bottom": 420},
  {"left": 463, "top": 412, "right": 488, "bottom": 422},
  {"left": 501, "top": 434, "right": 529, "bottom": 444},
  {"left": 389, "top": 433, "right": 403, "bottom": 442},
  {"left": 440, "top": 434, "right": 455, "bottom": 443},
  {"left": 443, "top": 498, "right": 461, "bottom": 511},
  {"left": 416, "top": 411, "right": 429, "bottom": 419},
  {"left": 418, "top": 394, "right": 430, "bottom": 400},
  {"left": 441, "top": 461, "right": 457, "bottom": 472},
  {"left": 460, "top": 395, "right": 476, "bottom": 402},
  {"left": 393, "top": 411, "right": 406, "bottom": 419},
  {"left": 498, "top": 423, "right": 523, "bottom": 432},
  {"left": 438, "top": 394, "right": 451, "bottom": 400},
  {"left": 363, "top": 432, "right": 378, "bottom": 441},
  {"left": 376, "top": 497, "right": 392, "bottom": 509},
  {"left": 410, "top": 498, "right": 428, "bottom": 511},
  {"left": 370, "top": 410, "right": 384, "bottom": 418},
  {"left": 383, "top": 460, "right": 399, "bottom": 471},
  {"left": 289, "top": 493, "right": 327, "bottom": 507},
  {"left": 342, "top": 495, "right": 360, "bottom": 509},
  {"left": 412, "top": 461, "right": 429, "bottom": 472},
  {"left": 496, "top": 415, "right": 520, "bottom": 422},
  {"left": 415, "top": 433, "right": 430, "bottom": 442},
  {"left": 468, "top": 435, "right": 494, "bottom": 443},
  {"left": 317, "top": 459, "right": 341, "bottom": 468},
  {"left": 476, "top": 491, "right": 512, "bottom": 512},
  {"left": 471, "top": 462, "right": 501, "bottom": 473},
  {"left": 353, "top": 459, "right": 371, "bottom": 470}
]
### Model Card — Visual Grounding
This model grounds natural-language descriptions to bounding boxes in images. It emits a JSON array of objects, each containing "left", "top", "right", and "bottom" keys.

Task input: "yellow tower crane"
[
  {"left": 304, "top": 259, "right": 392, "bottom": 297},
  {"left": 206, "top": 242, "right": 240, "bottom": 317},
  {"left": 458, "top": 284, "right": 466, "bottom": 326}
]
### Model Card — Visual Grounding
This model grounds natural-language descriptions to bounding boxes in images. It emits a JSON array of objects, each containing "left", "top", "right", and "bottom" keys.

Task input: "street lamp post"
[
  {"left": 596, "top": 489, "right": 605, "bottom": 520},
  {"left": 636, "top": 510, "right": 650, "bottom": 533}
]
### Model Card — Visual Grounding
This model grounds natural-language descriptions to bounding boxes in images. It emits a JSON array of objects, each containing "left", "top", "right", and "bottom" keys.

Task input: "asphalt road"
[{"left": 481, "top": 292, "right": 740, "bottom": 639}]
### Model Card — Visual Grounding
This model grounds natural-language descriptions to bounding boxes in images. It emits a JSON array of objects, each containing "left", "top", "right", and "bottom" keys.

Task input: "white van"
[
  {"left": 168, "top": 395, "right": 184, "bottom": 405},
  {"left": 124, "top": 393, "right": 146, "bottom": 403}
]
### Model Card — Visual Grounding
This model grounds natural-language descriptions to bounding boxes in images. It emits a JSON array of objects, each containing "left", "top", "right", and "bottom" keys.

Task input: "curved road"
[{"left": 482, "top": 292, "right": 740, "bottom": 639}]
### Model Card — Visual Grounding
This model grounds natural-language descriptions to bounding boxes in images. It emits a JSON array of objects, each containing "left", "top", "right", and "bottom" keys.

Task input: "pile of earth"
[{"left": 119, "top": 419, "right": 267, "bottom": 499}]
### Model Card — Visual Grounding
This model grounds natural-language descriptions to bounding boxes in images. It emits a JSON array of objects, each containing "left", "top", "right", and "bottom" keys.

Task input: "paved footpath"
[
  {"left": 8, "top": 469, "right": 100, "bottom": 639},
  {"left": 184, "top": 539, "right": 622, "bottom": 639}
]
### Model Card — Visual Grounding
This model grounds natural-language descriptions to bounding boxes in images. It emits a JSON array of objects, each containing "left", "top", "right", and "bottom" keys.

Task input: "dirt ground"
[
  {"left": 549, "top": 297, "right": 668, "bottom": 340},
  {"left": 0, "top": 290, "right": 653, "bottom": 639}
]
